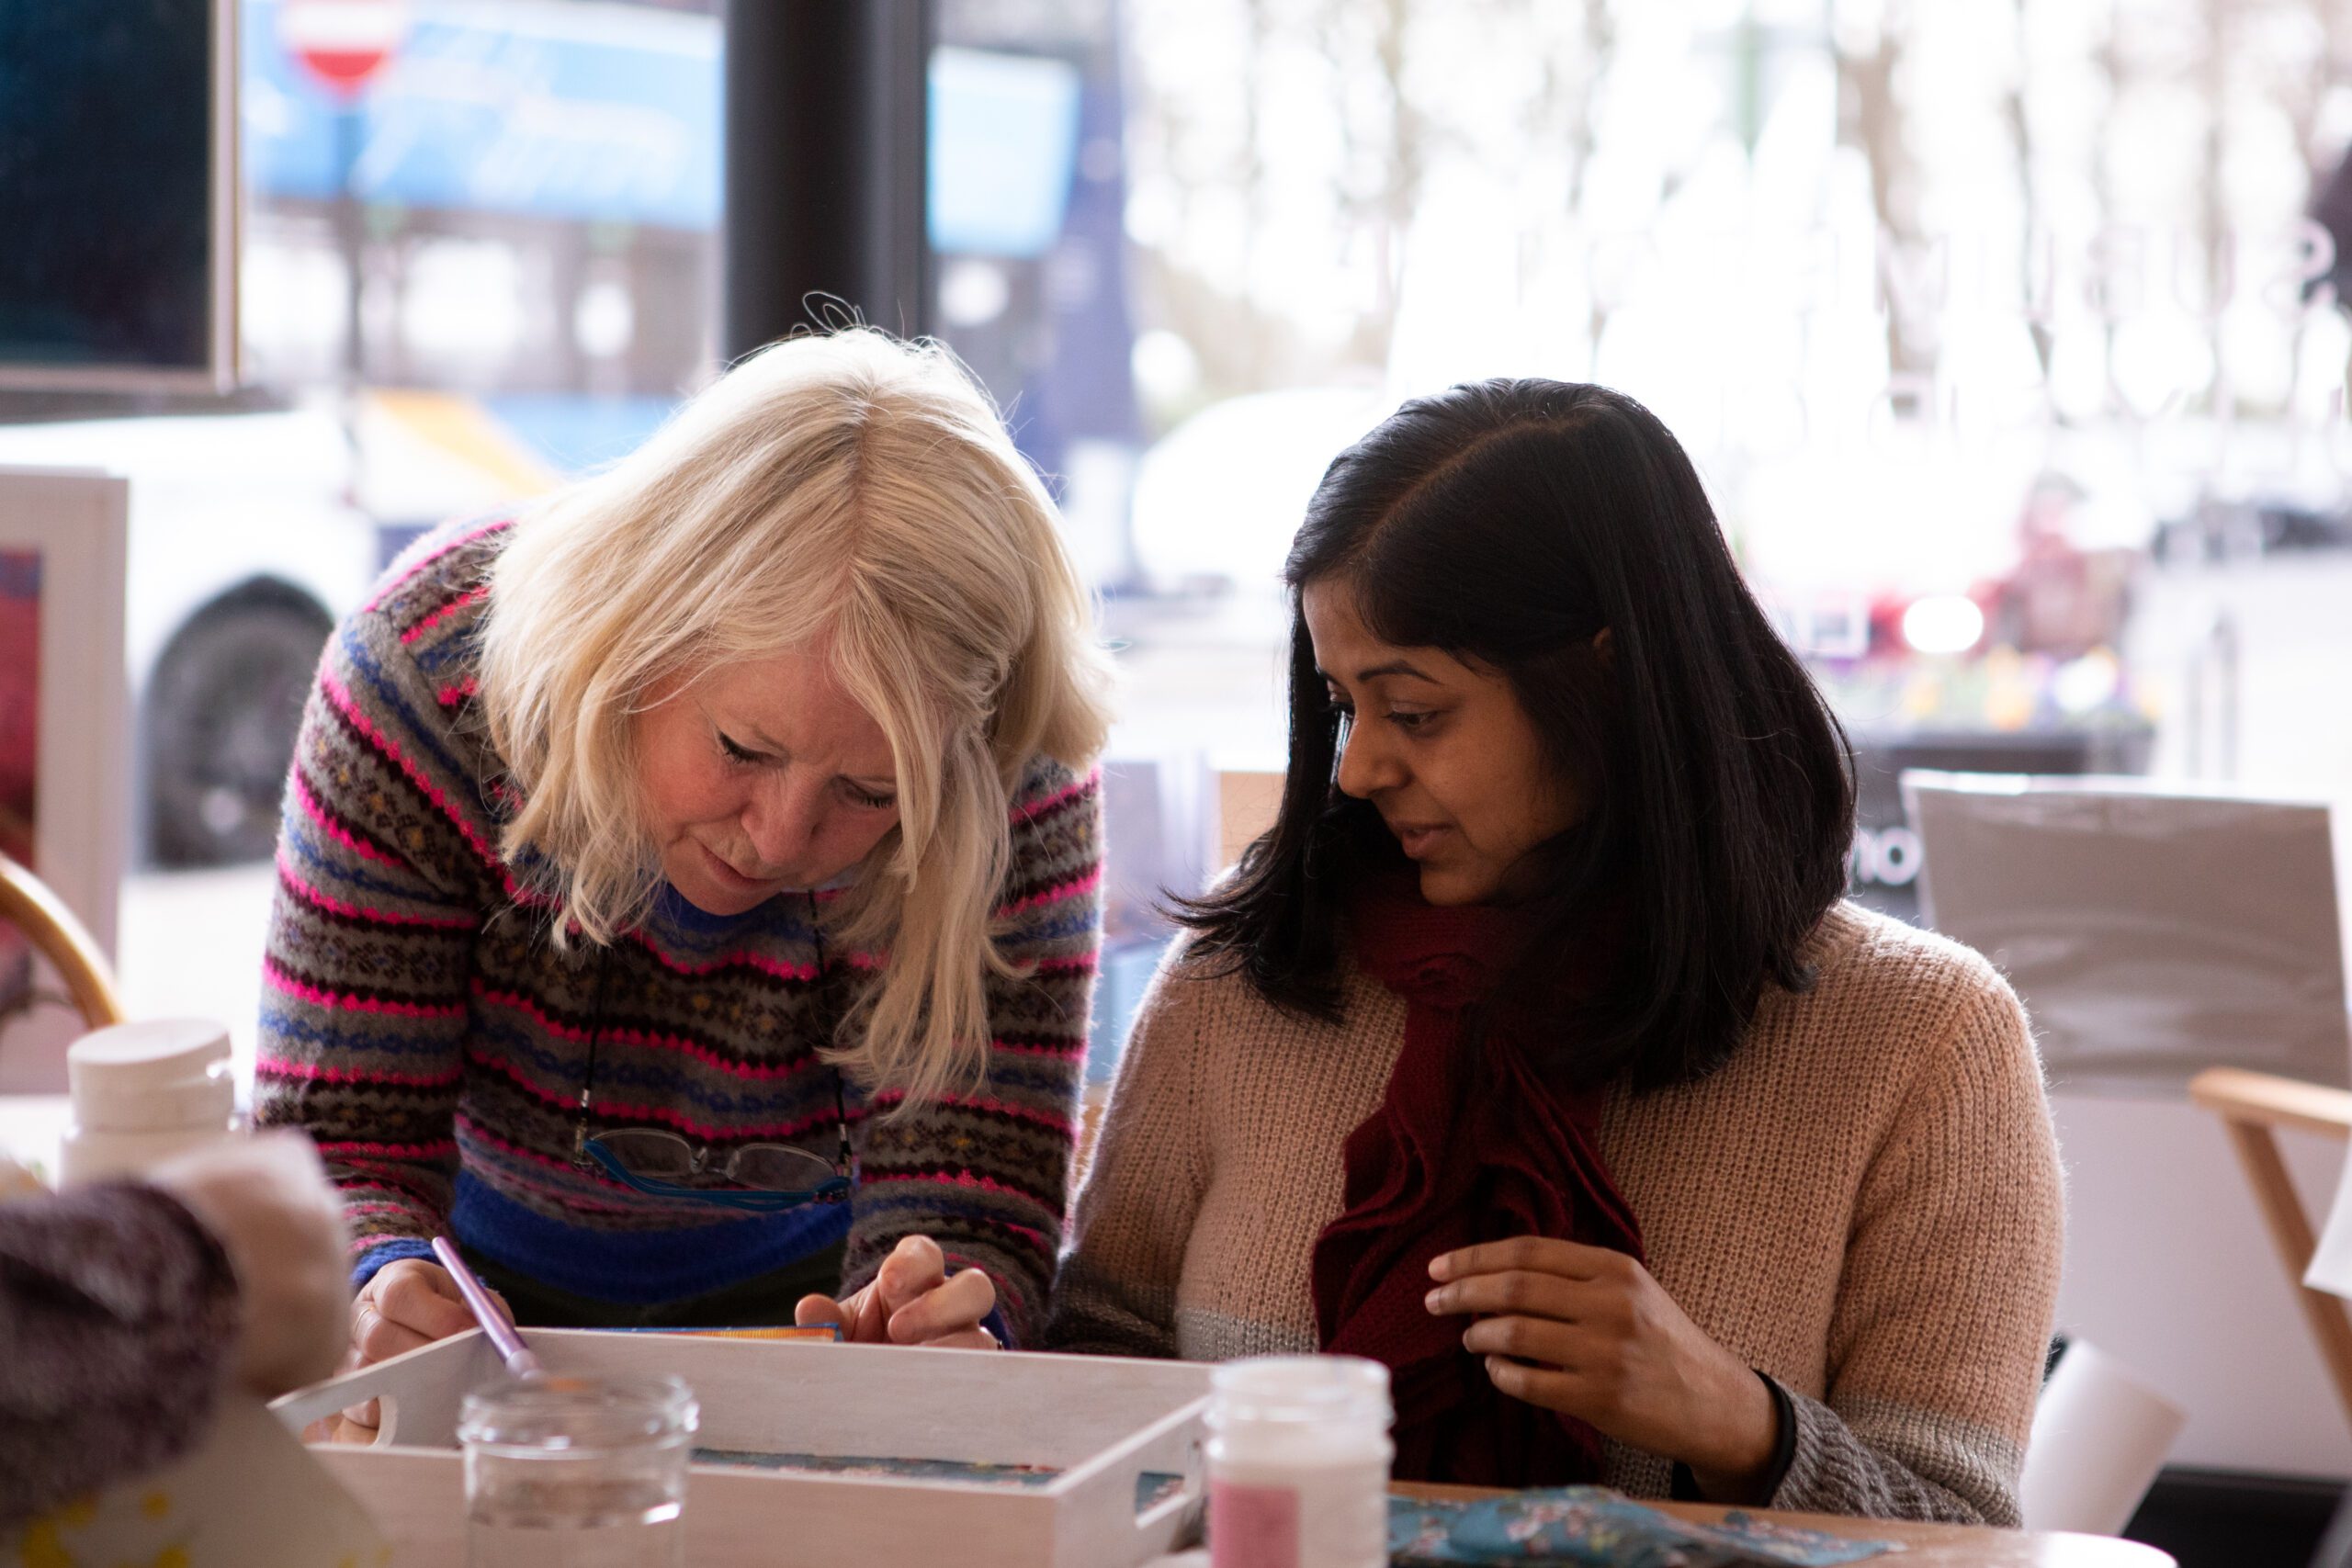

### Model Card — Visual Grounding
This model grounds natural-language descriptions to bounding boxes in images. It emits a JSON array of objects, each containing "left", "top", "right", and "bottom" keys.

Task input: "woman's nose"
[
  {"left": 1333, "top": 718, "right": 1398, "bottom": 799},
  {"left": 740, "top": 779, "right": 822, "bottom": 869}
]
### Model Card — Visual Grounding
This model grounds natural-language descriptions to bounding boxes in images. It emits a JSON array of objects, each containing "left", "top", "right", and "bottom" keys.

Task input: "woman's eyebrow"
[
  {"left": 1353, "top": 659, "right": 1438, "bottom": 683},
  {"left": 1314, "top": 660, "right": 1438, "bottom": 684}
]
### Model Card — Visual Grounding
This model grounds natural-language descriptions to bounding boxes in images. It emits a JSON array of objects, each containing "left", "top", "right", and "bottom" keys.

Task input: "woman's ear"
[{"left": 1591, "top": 627, "right": 1616, "bottom": 669}]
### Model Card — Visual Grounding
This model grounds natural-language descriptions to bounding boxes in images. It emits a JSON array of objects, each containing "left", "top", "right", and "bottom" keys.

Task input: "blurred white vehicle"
[
  {"left": 0, "top": 394, "right": 557, "bottom": 867},
  {"left": 0, "top": 409, "right": 399, "bottom": 866},
  {"left": 1128, "top": 387, "right": 1389, "bottom": 594}
]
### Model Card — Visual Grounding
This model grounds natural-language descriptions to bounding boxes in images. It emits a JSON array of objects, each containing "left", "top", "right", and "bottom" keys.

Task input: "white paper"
[
  {"left": 2305, "top": 1143, "right": 2352, "bottom": 1299},
  {"left": 6, "top": 1396, "right": 390, "bottom": 1568},
  {"left": 2020, "top": 1340, "right": 2188, "bottom": 1536},
  {"left": 1905, "top": 774, "right": 2351, "bottom": 1093}
]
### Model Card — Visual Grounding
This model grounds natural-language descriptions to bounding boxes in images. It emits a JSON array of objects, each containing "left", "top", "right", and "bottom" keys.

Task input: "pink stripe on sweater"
[
  {"left": 276, "top": 852, "right": 477, "bottom": 931},
  {"left": 399, "top": 584, "right": 488, "bottom": 644},
  {"left": 996, "top": 865, "right": 1102, "bottom": 919},
  {"left": 863, "top": 1167, "right": 1041, "bottom": 1203},
  {"left": 989, "top": 1035, "right": 1086, "bottom": 1060},
  {"left": 1010, "top": 767, "right": 1100, "bottom": 825},
  {"left": 435, "top": 676, "right": 480, "bottom": 705},
  {"left": 316, "top": 1138, "right": 457, "bottom": 1159},
  {"left": 319, "top": 666, "right": 502, "bottom": 872},
  {"left": 266, "top": 961, "right": 467, "bottom": 1020},
  {"left": 288, "top": 768, "right": 402, "bottom": 867},
  {"left": 628, "top": 941, "right": 819, "bottom": 985},
  {"left": 866, "top": 1089, "right": 1075, "bottom": 1139},
  {"left": 257, "top": 1055, "right": 461, "bottom": 1089},
  {"left": 365, "top": 519, "right": 508, "bottom": 612},
  {"left": 461, "top": 1044, "right": 844, "bottom": 1143},
  {"left": 469, "top": 982, "right": 826, "bottom": 1082}
]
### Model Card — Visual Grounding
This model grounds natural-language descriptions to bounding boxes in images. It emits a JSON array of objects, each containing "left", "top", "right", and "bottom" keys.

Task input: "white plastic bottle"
[
  {"left": 1205, "top": 1355, "right": 1393, "bottom": 1568},
  {"left": 58, "top": 1018, "right": 242, "bottom": 1186}
]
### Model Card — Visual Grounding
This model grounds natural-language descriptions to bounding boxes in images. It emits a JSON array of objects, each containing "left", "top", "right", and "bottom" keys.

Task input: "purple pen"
[{"left": 433, "top": 1234, "right": 545, "bottom": 1380}]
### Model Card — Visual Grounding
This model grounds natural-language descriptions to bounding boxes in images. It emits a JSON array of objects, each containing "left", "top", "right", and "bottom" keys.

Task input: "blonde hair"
[{"left": 476, "top": 328, "right": 1114, "bottom": 1103}]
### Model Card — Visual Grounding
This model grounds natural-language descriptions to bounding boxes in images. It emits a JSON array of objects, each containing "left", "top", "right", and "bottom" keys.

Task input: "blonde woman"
[{"left": 255, "top": 330, "right": 1111, "bottom": 1412}]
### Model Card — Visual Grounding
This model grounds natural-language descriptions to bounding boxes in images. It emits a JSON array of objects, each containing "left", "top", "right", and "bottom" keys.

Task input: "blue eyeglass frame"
[{"left": 577, "top": 1133, "right": 853, "bottom": 1212}]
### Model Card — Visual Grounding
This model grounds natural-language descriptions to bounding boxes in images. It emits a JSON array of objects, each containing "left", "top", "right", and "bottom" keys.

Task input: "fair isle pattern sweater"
[
  {"left": 1050, "top": 903, "right": 2064, "bottom": 1525},
  {"left": 254, "top": 520, "right": 1102, "bottom": 1344}
]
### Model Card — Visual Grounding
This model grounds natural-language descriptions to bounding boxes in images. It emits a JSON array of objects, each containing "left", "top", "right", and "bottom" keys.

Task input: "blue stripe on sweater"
[
  {"left": 450, "top": 1173, "right": 851, "bottom": 1304},
  {"left": 340, "top": 626, "right": 479, "bottom": 807}
]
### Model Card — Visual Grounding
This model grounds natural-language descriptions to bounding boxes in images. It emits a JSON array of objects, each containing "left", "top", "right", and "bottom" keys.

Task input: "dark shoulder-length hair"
[{"left": 1177, "top": 378, "right": 1855, "bottom": 1092}]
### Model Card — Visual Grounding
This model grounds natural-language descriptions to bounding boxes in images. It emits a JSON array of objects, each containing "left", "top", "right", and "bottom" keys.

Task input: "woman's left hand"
[
  {"left": 1426, "top": 1236, "right": 1778, "bottom": 1501},
  {"left": 797, "top": 1235, "right": 1001, "bottom": 1349}
]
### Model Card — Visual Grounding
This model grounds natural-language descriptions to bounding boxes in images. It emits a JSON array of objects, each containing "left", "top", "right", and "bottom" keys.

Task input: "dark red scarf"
[{"left": 1309, "top": 874, "right": 1645, "bottom": 1486}]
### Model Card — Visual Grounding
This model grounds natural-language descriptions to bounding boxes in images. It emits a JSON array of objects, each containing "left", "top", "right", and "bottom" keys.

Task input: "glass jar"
[
  {"left": 1205, "top": 1356, "right": 1393, "bottom": 1568},
  {"left": 457, "top": 1374, "right": 698, "bottom": 1568}
]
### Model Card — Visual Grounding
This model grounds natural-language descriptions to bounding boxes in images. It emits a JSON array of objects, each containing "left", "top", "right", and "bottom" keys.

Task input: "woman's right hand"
[{"left": 323, "top": 1257, "right": 512, "bottom": 1441}]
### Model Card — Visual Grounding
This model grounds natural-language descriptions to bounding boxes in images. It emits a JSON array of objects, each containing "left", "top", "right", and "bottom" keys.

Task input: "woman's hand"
[
  {"left": 796, "top": 1235, "right": 1000, "bottom": 1349},
  {"left": 1425, "top": 1236, "right": 1780, "bottom": 1502},
  {"left": 319, "top": 1257, "right": 513, "bottom": 1442}
]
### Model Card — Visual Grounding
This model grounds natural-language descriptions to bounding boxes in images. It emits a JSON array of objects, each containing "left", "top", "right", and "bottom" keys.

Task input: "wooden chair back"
[
  {"left": 0, "top": 850, "right": 125, "bottom": 1030},
  {"left": 2188, "top": 1066, "right": 2352, "bottom": 1436}
]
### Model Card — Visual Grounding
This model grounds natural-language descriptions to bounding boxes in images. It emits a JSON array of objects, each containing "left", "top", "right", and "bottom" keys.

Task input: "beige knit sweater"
[{"left": 1049, "top": 901, "right": 2064, "bottom": 1525}]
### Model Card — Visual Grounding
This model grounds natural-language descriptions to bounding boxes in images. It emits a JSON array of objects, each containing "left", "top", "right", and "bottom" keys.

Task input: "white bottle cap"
[
  {"left": 67, "top": 1018, "right": 235, "bottom": 1133},
  {"left": 1207, "top": 1355, "right": 1393, "bottom": 1431}
]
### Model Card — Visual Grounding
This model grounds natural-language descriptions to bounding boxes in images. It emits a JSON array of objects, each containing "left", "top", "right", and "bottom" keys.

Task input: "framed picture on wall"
[{"left": 0, "top": 467, "right": 129, "bottom": 1091}]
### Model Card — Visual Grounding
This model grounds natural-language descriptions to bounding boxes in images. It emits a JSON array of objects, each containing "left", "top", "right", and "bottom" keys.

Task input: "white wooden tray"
[{"left": 271, "top": 1328, "right": 1210, "bottom": 1568}]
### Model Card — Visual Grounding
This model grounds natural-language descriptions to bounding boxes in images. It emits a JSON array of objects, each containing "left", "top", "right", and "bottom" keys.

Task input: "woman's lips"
[
  {"left": 698, "top": 841, "right": 777, "bottom": 890},
  {"left": 1387, "top": 822, "right": 1449, "bottom": 858}
]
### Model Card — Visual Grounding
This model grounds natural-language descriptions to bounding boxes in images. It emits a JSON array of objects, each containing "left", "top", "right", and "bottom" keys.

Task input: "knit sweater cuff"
[{"left": 1768, "top": 1384, "right": 2018, "bottom": 1526}]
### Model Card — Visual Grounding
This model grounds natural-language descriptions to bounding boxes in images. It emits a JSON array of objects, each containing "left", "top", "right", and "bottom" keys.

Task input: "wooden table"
[{"left": 1383, "top": 1483, "right": 2177, "bottom": 1567}]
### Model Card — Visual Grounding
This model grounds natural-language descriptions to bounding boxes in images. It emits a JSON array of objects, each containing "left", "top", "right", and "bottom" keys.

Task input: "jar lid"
[
  {"left": 458, "top": 1375, "right": 699, "bottom": 1454},
  {"left": 1208, "top": 1355, "right": 1393, "bottom": 1428},
  {"left": 67, "top": 1019, "right": 234, "bottom": 1131}
]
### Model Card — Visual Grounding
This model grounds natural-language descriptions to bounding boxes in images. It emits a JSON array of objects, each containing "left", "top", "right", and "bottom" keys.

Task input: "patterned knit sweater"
[
  {"left": 1050, "top": 902, "right": 2064, "bottom": 1525},
  {"left": 0, "top": 1184, "right": 240, "bottom": 1527},
  {"left": 254, "top": 521, "right": 1102, "bottom": 1344}
]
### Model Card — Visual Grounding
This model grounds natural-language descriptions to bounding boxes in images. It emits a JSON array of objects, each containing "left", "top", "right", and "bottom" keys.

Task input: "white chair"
[{"left": 2018, "top": 1339, "right": 2188, "bottom": 1536}]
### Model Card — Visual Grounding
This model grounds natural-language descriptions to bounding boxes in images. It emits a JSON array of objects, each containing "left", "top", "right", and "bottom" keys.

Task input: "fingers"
[
  {"left": 1424, "top": 1268, "right": 1589, "bottom": 1324},
  {"left": 376, "top": 1262, "right": 478, "bottom": 1341},
  {"left": 886, "top": 1265, "right": 997, "bottom": 1345},
  {"left": 1482, "top": 1354, "right": 1583, "bottom": 1410},
  {"left": 1460, "top": 1313, "right": 1580, "bottom": 1367},
  {"left": 1428, "top": 1235, "right": 1625, "bottom": 1284},
  {"left": 351, "top": 1295, "right": 439, "bottom": 1367},
  {"left": 806, "top": 1280, "right": 891, "bottom": 1343},
  {"left": 873, "top": 1235, "right": 948, "bottom": 1315},
  {"left": 349, "top": 1259, "right": 477, "bottom": 1369}
]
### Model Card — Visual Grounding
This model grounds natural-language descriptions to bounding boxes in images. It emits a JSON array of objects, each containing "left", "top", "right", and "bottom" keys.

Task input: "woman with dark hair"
[{"left": 1050, "top": 380, "right": 2062, "bottom": 1524}]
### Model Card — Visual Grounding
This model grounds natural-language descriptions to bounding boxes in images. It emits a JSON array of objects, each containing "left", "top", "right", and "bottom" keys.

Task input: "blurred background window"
[
  {"left": 2, "top": 0, "right": 2349, "bottom": 1108},
  {"left": 0, "top": 0, "right": 721, "bottom": 1067},
  {"left": 922, "top": 0, "right": 2352, "bottom": 1068}
]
